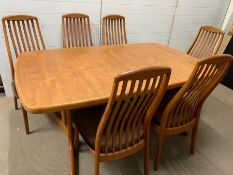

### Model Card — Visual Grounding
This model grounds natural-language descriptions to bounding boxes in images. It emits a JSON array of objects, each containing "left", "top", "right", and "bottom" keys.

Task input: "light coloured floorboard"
[{"left": 0, "top": 84, "right": 233, "bottom": 175}]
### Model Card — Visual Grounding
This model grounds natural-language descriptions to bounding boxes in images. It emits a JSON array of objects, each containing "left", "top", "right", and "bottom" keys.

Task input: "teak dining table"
[{"left": 15, "top": 43, "right": 197, "bottom": 175}]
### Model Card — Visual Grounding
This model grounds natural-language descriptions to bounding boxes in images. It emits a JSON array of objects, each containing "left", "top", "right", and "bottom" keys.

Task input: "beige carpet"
[{"left": 1, "top": 84, "right": 233, "bottom": 175}]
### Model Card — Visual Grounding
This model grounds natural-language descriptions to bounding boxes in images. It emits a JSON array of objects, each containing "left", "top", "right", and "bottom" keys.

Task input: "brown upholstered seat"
[
  {"left": 152, "top": 90, "right": 177, "bottom": 125},
  {"left": 72, "top": 104, "right": 106, "bottom": 151},
  {"left": 73, "top": 103, "right": 144, "bottom": 152}
]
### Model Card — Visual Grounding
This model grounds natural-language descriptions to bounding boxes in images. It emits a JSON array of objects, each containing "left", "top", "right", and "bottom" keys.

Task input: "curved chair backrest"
[
  {"left": 102, "top": 15, "right": 127, "bottom": 45},
  {"left": 2, "top": 15, "right": 45, "bottom": 79},
  {"left": 62, "top": 13, "right": 93, "bottom": 48},
  {"left": 96, "top": 67, "right": 171, "bottom": 154},
  {"left": 187, "top": 26, "right": 224, "bottom": 59},
  {"left": 161, "top": 55, "right": 232, "bottom": 130}
]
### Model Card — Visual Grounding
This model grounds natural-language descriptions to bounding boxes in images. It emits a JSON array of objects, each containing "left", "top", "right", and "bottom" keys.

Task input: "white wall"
[
  {"left": 222, "top": 0, "right": 233, "bottom": 30},
  {"left": 102, "top": 0, "right": 177, "bottom": 44},
  {"left": 169, "top": 0, "right": 230, "bottom": 51},
  {"left": 0, "top": 0, "right": 230, "bottom": 96}
]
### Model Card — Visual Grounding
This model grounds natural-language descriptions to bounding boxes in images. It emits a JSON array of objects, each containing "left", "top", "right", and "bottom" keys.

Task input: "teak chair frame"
[
  {"left": 187, "top": 25, "right": 224, "bottom": 59},
  {"left": 2, "top": 15, "right": 46, "bottom": 134},
  {"left": 152, "top": 55, "right": 233, "bottom": 170},
  {"left": 62, "top": 13, "right": 93, "bottom": 48},
  {"left": 102, "top": 14, "right": 127, "bottom": 45},
  {"left": 74, "top": 67, "right": 171, "bottom": 175}
]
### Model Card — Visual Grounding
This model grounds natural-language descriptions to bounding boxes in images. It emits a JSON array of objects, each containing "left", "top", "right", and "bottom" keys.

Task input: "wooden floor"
[{"left": 1, "top": 84, "right": 233, "bottom": 175}]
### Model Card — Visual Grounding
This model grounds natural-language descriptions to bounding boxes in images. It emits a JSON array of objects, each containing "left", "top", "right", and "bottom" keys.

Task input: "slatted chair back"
[
  {"left": 96, "top": 67, "right": 171, "bottom": 154},
  {"left": 161, "top": 55, "right": 232, "bottom": 129},
  {"left": 2, "top": 15, "right": 45, "bottom": 79},
  {"left": 62, "top": 13, "right": 93, "bottom": 48},
  {"left": 187, "top": 26, "right": 224, "bottom": 59},
  {"left": 102, "top": 15, "right": 127, "bottom": 45}
]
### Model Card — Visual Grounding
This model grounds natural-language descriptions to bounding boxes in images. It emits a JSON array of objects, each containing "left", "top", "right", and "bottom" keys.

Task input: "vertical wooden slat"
[
  {"left": 113, "top": 19, "right": 117, "bottom": 44},
  {"left": 3, "top": 20, "right": 15, "bottom": 79},
  {"left": 123, "top": 19, "right": 127, "bottom": 44},
  {"left": 117, "top": 19, "right": 121, "bottom": 45},
  {"left": 12, "top": 20, "right": 22, "bottom": 53},
  {"left": 70, "top": 18, "right": 75, "bottom": 48},
  {"left": 111, "top": 19, "right": 115, "bottom": 45},
  {"left": 106, "top": 19, "right": 109, "bottom": 45},
  {"left": 7, "top": 21, "right": 18, "bottom": 57},
  {"left": 83, "top": 18, "right": 89, "bottom": 47},
  {"left": 17, "top": 21, "right": 26, "bottom": 52},
  {"left": 66, "top": 18, "right": 71, "bottom": 48},
  {"left": 120, "top": 19, "right": 123, "bottom": 44},
  {"left": 73, "top": 18, "right": 78, "bottom": 47},
  {"left": 102, "top": 18, "right": 106, "bottom": 45},
  {"left": 31, "top": 19, "right": 40, "bottom": 50},
  {"left": 22, "top": 21, "right": 31, "bottom": 51},
  {"left": 87, "top": 18, "right": 93, "bottom": 46},
  {"left": 76, "top": 18, "right": 81, "bottom": 47},
  {"left": 62, "top": 17, "right": 66, "bottom": 48},
  {"left": 26, "top": 20, "right": 36, "bottom": 50},
  {"left": 80, "top": 18, "right": 85, "bottom": 47},
  {"left": 35, "top": 19, "right": 45, "bottom": 49},
  {"left": 108, "top": 19, "right": 112, "bottom": 45}
]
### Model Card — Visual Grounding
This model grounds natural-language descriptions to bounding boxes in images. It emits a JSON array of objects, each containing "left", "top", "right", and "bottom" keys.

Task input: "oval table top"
[{"left": 15, "top": 43, "right": 197, "bottom": 113}]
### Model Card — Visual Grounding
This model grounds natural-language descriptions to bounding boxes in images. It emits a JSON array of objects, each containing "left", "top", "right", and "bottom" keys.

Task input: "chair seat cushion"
[
  {"left": 72, "top": 103, "right": 144, "bottom": 153},
  {"left": 72, "top": 104, "right": 107, "bottom": 151},
  {"left": 152, "top": 89, "right": 178, "bottom": 125},
  {"left": 11, "top": 80, "right": 19, "bottom": 99}
]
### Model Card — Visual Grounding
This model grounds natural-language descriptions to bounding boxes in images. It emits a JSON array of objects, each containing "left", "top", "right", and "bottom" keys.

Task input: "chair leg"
[
  {"left": 190, "top": 125, "right": 198, "bottom": 154},
  {"left": 22, "top": 106, "right": 30, "bottom": 134},
  {"left": 14, "top": 97, "right": 18, "bottom": 110},
  {"left": 74, "top": 128, "right": 79, "bottom": 153},
  {"left": 94, "top": 155, "right": 100, "bottom": 175},
  {"left": 154, "top": 133, "right": 164, "bottom": 171}
]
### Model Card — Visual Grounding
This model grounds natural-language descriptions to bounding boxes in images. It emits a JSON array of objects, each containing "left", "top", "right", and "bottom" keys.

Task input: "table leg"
[
  {"left": 62, "top": 111, "right": 67, "bottom": 125},
  {"left": 66, "top": 110, "right": 75, "bottom": 175}
]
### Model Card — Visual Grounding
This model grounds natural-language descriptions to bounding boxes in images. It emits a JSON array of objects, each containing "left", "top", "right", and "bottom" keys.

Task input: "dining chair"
[
  {"left": 2, "top": 15, "right": 46, "bottom": 134},
  {"left": 102, "top": 14, "right": 127, "bottom": 45},
  {"left": 151, "top": 54, "right": 232, "bottom": 171},
  {"left": 62, "top": 13, "right": 93, "bottom": 48},
  {"left": 187, "top": 26, "right": 224, "bottom": 58},
  {"left": 72, "top": 67, "right": 171, "bottom": 175}
]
